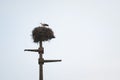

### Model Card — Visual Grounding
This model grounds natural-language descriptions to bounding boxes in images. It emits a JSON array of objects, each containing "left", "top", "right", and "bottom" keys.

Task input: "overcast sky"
[{"left": 0, "top": 0, "right": 120, "bottom": 80}]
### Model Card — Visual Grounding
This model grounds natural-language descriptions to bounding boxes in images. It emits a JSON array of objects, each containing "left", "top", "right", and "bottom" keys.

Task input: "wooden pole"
[
  {"left": 40, "top": 63, "right": 43, "bottom": 80},
  {"left": 39, "top": 41, "right": 44, "bottom": 80},
  {"left": 24, "top": 41, "right": 61, "bottom": 80}
]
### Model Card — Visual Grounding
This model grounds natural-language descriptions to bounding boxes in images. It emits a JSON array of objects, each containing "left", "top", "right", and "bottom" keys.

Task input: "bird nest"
[{"left": 32, "top": 27, "right": 55, "bottom": 42}]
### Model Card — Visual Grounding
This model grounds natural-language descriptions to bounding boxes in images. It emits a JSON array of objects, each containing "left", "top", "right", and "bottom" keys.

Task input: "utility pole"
[{"left": 24, "top": 23, "right": 61, "bottom": 80}]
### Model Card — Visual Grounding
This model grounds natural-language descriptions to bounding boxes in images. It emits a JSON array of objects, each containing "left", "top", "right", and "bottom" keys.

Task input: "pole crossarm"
[
  {"left": 24, "top": 49, "right": 39, "bottom": 52},
  {"left": 38, "top": 59, "right": 61, "bottom": 64},
  {"left": 24, "top": 49, "right": 62, "bottom": 64},
  {"left": 44, "top": 60, "right": 62, "bottom": 63}
]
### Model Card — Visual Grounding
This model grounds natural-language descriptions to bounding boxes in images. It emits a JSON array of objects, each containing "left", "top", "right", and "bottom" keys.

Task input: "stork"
[{"left": 40, "top": 23, "right": 49, "bottom": 27}]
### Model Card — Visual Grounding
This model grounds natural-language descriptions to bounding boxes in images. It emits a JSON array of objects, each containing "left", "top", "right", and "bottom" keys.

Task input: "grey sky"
[{"left": 0, "top": 0, "right": 120, "bottom": 80}]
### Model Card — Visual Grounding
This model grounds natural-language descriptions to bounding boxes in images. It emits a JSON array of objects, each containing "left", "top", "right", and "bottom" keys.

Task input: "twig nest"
[{"left": 32, "top": 27, "right": 55, "bottom": 42}]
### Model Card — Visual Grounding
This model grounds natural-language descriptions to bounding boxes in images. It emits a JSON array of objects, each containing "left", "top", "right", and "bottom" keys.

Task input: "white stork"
[{"left": 40, "top": 23, "right": 49, "bottom": 27}]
